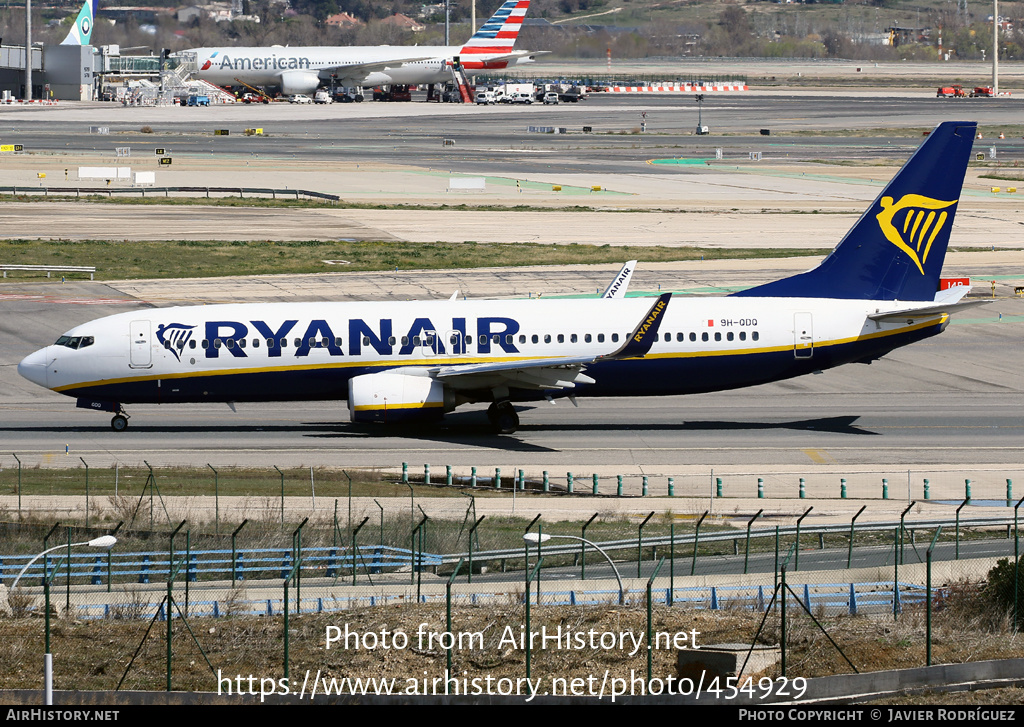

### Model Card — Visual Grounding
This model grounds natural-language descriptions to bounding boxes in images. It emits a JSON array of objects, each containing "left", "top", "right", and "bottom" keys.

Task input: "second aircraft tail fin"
[{"left": 60, "top": 0, "right": 94, "bottom": 46}]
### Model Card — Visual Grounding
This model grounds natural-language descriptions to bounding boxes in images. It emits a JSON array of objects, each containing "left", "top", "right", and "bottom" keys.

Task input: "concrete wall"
[{"left": 42, "top": 44, "right": 96, "bottom": 100}]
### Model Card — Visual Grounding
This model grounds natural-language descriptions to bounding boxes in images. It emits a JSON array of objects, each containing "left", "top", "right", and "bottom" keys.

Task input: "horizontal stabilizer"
[{"left": 867, "top": 298, "right": 989, "bottom": 322}]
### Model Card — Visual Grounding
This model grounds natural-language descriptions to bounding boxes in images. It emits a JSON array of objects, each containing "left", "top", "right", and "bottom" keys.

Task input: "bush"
[{"left": 985, "top": 557, "right": 1024, "bottom": 617}]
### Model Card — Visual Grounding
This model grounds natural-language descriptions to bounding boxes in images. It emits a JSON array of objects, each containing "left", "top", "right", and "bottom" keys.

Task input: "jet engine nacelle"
[
  {"left": 348, "top": 372, "right": 455, "bottom": 424},
  {"left": 279, "top": 70, "right": 321, "bottom": 95}
]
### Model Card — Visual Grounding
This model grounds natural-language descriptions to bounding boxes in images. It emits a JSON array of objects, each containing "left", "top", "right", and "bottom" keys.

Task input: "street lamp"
[
  {"left": 523, "top": 532, "right": 625, "bottom": 605},
  {"left": 11, "top": 535, "right": 117, "bottom": 705}
]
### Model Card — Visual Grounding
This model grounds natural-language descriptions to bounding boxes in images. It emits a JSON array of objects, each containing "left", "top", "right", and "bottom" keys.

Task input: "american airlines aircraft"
[
  {"left": 188, "top": 0, "right": 540, "bottom": 96},
  {"left": 18, "top": 121, "right": 984, "bottom": 434}
]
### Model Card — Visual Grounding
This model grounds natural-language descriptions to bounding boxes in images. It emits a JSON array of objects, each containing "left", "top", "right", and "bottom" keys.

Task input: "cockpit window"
[{"left": 54, "top": 335, "right": 94, "bottom": 350}]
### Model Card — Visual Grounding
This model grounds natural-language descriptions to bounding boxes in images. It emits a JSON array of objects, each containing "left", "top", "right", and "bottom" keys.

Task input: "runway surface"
[
  {"left": 2, "top": 272, "right": 1021, "bottom": 483},
  {"left": 2, "top": 91, "right": 1022, "bottom": 482}
]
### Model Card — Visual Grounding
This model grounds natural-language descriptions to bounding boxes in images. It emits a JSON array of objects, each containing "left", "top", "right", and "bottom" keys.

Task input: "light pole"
[
  {"left": 524, "top": 532, "right": 625, "bottom": 605},
  {"left": 11, "top": 535, "right": 117, "bottom": 705}
]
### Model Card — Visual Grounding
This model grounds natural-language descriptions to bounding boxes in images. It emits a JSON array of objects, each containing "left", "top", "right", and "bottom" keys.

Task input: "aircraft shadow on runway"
[
  {"left": 513, "top": 414, "right": 877, "bottom": 436},
  {"left": 305, "top": 411, "right": 877, "bottom": 446},
  {"left": 0, "top": 414, "right": 873, "bottom": 451}
]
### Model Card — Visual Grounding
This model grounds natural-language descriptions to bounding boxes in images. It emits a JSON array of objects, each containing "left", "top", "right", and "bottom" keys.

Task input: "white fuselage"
[
  {"left": 18, "top": 296, "right": 947, "bottom": 406},
  {"left": 193, "top": 45, "right": 522, "bottom": 92}
]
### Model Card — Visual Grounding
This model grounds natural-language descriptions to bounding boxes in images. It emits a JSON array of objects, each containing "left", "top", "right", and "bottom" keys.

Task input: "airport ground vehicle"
[
  {"left": 937, "top": 85, "right": 966, "bottom": 97},
  {"left": 971, "top": 86, "right": 995, "bottom": 97},
  {"left": 372, "top": 85, "right": 412, "bottom": 101},
  {"left": 475, "top": 90, "right": 495, "bottom": 105},
  {"left": 241, "top": 92, "right": 269, "bottom": 104},
  {"left": 542, "top": 91, "right": 559, "bottom": 104},
  {"left": 184, "top": 95, "right": 210, "bottom": 107},
  {"left": 17, "top": 122, "right": 983, "bottom": 435},
  {"left": 289, "top": 94, "right": 313, "bottom": 104},
  {"left": 314, "top": 89, "right": 333, "bottom": 104}
]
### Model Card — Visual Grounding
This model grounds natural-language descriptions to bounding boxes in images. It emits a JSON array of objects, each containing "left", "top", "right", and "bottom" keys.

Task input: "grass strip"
[{"left": 0, "top": 239, "right": 829, "bottom": 281}]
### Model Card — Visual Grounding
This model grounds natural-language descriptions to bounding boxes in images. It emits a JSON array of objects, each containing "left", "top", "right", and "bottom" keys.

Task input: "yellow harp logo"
[{"left": 875, "top": 194, "right": 956, "bottom": 275}]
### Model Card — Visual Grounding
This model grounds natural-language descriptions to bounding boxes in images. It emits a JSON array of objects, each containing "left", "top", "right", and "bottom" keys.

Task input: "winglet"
[
  {"left": 601, "top": 260, "right": 637, "bottom": 299},
  {"left": 600, "top": 293, "right": 671, "bottom": 360}
]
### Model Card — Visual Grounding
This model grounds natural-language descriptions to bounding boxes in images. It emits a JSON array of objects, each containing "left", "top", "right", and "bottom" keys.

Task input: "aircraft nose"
[{"left": 17, "top": 347, "right": 50, "bottom": 388}]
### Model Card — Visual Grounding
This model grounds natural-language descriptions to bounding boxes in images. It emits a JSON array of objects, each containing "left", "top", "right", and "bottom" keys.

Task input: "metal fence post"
[
  {"left": 893, "top": 527, "right": 900, "bottom": 620},
  {"left": 581, "top": 513, "right": 598, "bottom": 580},
  {"left": 468, "top": 516, "right": 485, "bottom": 584},
  {"left": 79, "top": 457, "right": 90, "bottom": 528},
  {"left": 351, "top": 516, "right": 369, "bottom": 586},
  {"left": 446, "top": 558, "right": 465, "bottom": 683},
  {"left": 274, "top": 465, "right": 285, "bottom": 531},
  {"left": 1015, "top": 497, "right": 1024, "bottom": 632},
  {"left": 848, "top": 506, "right": 866, "bottom": 569},
  {"left": 525, "top": 558, "right": 543, "bottom": 682},
  {"left": 207, "top": 464, "right": 219, "bottom": 536},
  {"left": 955, "top": 498, "right": 968, "bottom": 560},
  {"left": 795, "top": 507, "right": 813, "bottom": 571},
  {"left": 899, "top": 502, "right": 915, "bottom": 565},
  {"left": 691, "top": 511, "right": 708, "bottom": 576},
  {"left": 926, "top": 526, "right": 942, "bottom": 666},
  {"left": 744, "top": 509, "right": 763, "bottom": 575},
  {"left": 638, "top": 512, "right": 654, "bottom": 578},
  {"left": 647, "top": 557, "right": 666, "bottom": 687}
]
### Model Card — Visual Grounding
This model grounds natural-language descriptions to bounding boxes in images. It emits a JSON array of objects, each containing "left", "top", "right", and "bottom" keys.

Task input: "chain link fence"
[{"left": 2, "top": 462, "right": 1023, "bottom": 699}]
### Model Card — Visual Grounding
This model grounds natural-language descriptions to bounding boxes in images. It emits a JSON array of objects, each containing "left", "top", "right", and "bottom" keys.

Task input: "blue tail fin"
[{"left": 732, "top": 121, "right": 976, "bottom": 301}]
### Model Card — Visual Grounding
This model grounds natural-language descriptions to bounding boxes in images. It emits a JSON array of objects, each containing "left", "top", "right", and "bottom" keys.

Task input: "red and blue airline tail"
[
  {"left": 459, "top": 0, "right": 530, "bottom": 62},
  {"left": 732, "top": 121, "right": 977, "bottom": 302}
]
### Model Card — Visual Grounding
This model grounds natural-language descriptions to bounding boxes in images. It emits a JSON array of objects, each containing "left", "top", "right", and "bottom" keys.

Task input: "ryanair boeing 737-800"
[{"left": 18, "top": 121, "right": 984, "bottom": 434}]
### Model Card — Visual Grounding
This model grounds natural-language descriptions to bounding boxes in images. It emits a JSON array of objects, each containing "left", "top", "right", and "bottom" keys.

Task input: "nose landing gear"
[{"left": 111, "top": 408, "right": 130, "bottom": 432}]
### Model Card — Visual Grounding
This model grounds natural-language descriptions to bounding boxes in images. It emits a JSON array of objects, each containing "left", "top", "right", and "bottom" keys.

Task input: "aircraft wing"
[
  {"left": 430, "top": 293, "right": 672, "bottom": 391},
  {"left": 867, "top": 298, "right": 989, "bottom": 322},
  {"left": 329, "top": 56, "right": 438, "bottom": 80},
  {"left": 472, "top": 50, "right": 551, "bottom": 64}
]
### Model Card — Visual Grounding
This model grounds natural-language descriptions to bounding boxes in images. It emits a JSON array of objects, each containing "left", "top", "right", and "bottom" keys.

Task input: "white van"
[{"left": 314, "top": 89, "right": 333, "bottom": 104}]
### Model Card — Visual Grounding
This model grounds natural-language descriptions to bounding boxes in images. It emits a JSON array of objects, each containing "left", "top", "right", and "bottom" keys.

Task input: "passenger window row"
[{"left": 162, "top": 330, "right": 760, "bottom": 353}]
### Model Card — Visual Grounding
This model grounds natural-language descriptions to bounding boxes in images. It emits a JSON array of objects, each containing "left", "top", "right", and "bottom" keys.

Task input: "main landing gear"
[{"left": 486, "top": 400, "right": 519, "bottom": 434}]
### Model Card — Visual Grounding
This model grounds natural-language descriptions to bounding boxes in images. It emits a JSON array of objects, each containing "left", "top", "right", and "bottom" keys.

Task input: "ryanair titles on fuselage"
[{"left": 158, "top": 316, "right": 522, "bottom": 361}]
